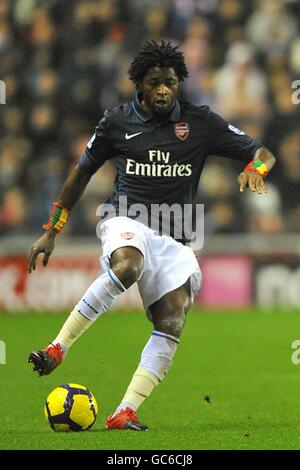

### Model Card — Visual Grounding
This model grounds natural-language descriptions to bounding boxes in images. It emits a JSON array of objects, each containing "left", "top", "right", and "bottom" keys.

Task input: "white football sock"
[
  {"left": 52, "top": 269, "right": 125, "bottom": 353},
  {"left": 140, "top": 330, "right": 179, "bottom": 381},
  {"left": 53, "top": 309, "right": 92, "bottom": 352},
  {"left": 75, "top": 269, "right": 125, "bottom": 321},
  {"left": 114, "top": 330, "right": 179, "bottom": 414}
]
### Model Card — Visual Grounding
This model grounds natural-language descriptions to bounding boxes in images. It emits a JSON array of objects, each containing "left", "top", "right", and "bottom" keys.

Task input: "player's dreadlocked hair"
[{"left": 128, "top": 40, "right": 188, "bottom": 88}]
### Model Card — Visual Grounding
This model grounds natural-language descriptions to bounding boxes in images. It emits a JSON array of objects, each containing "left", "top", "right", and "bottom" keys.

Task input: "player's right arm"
[
  {"left": 28, "top": 165, "right": 92, "bottom": 273},
  {"left": 28, "top": 111, "right": 114, "bottom": 273}
]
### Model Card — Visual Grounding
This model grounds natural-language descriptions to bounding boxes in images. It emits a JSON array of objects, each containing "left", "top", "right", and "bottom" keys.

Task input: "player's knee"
[
  {"left": 163, "top": 314, "right": 186, "bottom": 338},
  {"left": 154, "top": 303, "right": 187, "bottom": 338},
  {"left": 110, "top": 247, "right": 144, "bottom": 289},
  {"left": 112, "top": 259, "right": 142, "bottom": 289}
]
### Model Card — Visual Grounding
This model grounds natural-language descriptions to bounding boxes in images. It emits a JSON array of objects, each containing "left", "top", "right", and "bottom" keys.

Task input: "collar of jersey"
[{"left": 132, "top": 93, "right": 181, "bottom": 122}]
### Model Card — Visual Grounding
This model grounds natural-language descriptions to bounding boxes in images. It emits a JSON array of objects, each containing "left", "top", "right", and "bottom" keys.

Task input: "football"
[{"left": 44, "top": 383, "right": 98, "bottom": 432}]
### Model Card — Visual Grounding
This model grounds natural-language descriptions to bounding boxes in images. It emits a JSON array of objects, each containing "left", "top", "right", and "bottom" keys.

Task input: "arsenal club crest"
[
  {"left": 175, "top": 122, "right": 190, "bottom": 141},
  {"left": 121, "top": 232, "right": 135, "bottom": 240}
]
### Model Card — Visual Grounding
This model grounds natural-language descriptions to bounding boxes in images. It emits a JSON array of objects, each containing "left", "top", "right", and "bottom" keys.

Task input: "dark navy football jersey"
[{"left": 79, "top": 94, "right": 262, "bottom": 242}]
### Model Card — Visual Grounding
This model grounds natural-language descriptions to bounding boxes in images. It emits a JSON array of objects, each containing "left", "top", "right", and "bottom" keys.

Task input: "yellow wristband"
[
  {"left": 43, "top": 202, "right": 70, "bottom": 233},
  {"left": 244, "top": 160, "right": 268, "bottom": 177}
]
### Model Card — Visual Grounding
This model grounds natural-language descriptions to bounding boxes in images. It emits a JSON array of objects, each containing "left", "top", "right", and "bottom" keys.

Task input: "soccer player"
[{"left": 28, "top": 41, "right": 276, "bottom": 431}]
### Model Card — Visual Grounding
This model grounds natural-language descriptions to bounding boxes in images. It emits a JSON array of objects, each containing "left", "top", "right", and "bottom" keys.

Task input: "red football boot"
[
  {"left": 28, "top": 343, "right": 64, "bottom": 376},
  {"left": 106, "top": 407, "right": 148, "bottom": 431}
]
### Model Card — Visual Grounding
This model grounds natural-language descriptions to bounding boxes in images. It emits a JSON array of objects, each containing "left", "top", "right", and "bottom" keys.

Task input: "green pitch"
[{"left": 1, "top": 309, "right": 300, "bottom": 450}]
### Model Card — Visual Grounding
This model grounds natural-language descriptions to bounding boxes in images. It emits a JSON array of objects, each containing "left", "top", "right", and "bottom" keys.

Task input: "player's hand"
[
  {"left": 238, "top": 171, "right": 268, "bottom": 194},
  {"left": 28, "top": 231, "right": 56, "bottom": 273}
]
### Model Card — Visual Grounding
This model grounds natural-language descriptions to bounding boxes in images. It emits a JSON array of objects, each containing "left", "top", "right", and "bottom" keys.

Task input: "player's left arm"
[
  {"left": 238, "top": 146, "right": 276, "bottom": 194},
  {"left": 206, "top": 109, "right": 276, "bottom": 196}
]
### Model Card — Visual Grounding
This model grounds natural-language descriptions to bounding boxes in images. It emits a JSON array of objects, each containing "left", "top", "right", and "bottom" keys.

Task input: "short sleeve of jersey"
[
  {"left": 79, "top": 110, "right": 114, "bottom": 174},
  {"left": 207, "top": 109, "right": 263, "bottom": 163}
]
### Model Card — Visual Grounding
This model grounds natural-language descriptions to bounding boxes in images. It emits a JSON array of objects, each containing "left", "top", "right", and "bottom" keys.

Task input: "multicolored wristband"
[
  {"left": 43, "top": 202, "right": 70, "bottom": 233},
  {"left": 244, "top": 159, "right": 268, "bottom": 177}
]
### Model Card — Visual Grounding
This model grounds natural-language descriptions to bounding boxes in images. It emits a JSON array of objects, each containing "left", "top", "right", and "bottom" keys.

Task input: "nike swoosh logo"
[{"left": 125, "top": 132, "right": 143, "bottom": 140}]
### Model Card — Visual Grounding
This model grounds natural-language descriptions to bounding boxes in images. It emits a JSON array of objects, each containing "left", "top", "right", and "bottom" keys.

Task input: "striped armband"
[
  {"left": 43, "top": 202, "right": 70, "bottom": 233},
  {"left": 244, "top": 159, "right": 268, "bottom": 177}
]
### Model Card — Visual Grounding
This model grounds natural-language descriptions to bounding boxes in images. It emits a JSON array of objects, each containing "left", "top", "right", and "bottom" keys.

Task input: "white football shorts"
[{"left": 99, "top": 216, "right": 202, "bottom": 310}]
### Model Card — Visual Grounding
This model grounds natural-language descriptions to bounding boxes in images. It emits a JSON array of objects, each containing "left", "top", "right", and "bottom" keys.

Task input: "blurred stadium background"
[{"left": 1, "top": 0, "right": 300, "bottom": 311}]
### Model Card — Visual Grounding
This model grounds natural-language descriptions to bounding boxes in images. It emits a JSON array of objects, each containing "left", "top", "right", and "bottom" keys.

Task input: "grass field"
[{"left": 1, "top": 308, "right": 300, "bottom": 450}]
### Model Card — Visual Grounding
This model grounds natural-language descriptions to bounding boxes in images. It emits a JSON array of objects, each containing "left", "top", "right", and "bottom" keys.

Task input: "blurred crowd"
[{"left": 1, "top": 0, "right": 300, "bottom": 237}]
